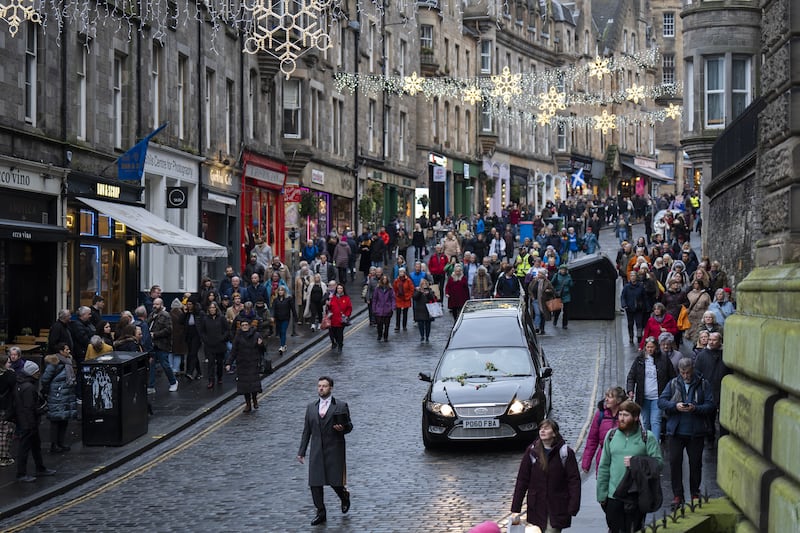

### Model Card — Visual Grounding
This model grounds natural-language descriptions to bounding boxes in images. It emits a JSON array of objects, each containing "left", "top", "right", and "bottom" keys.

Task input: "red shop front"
[{"left": 241, "top": 151, "right": 288, "bottom": 268}]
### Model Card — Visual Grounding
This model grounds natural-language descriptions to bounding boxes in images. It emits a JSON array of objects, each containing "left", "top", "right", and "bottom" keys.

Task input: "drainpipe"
[{"left": 349, "top": 16, "right": 361, "bottom": 233}]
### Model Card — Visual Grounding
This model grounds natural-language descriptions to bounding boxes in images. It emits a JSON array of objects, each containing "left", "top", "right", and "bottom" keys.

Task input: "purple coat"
[
  {"left": 371, "top": 286, "right": 396, "bottom": 317},
  {"left": 511, "top": 436, "right": 581, "bottom": 529},
  {"left": 581, "top": 407, "right": 619, "bottom": 472}
]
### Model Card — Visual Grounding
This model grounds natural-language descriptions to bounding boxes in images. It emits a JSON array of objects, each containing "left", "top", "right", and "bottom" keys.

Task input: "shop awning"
[
  {"left": 77, "top": 197, "right": 228, "bottom": 258},
  {"left": 622, "top": 161, "right": 674, "bottom": 183},
  {"left": 0, "top": 219, "right": 71, "bottom": 242}
]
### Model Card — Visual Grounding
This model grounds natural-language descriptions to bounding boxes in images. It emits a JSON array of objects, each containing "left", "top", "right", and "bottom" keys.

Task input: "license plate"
[{"left": 463, "top": 418, "right": 500, "bottom": 429}]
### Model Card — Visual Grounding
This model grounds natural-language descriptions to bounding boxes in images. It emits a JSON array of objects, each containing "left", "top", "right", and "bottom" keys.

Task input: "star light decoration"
[
  {"left": 462, "top": 85, "right": 483, "bottom": 105},
  {"left": 403, "top": 72, "right": 425, "bottom": 96},
  {"left": 0, "top": 0, "right": 41, "bottom": 37},
  {"left": 242, "top": 0, "right": 334, "bottom": 79},
  {"left": 588, "top": 56, "right": 610, "bottom": 80},
  {"left": 625, "top": 84, "right": 646, "bottom": 105},
  {"left": 491, "top": 66, "right": 522, "bottom": 105},
  {"left": 593, "top": 110, "right": 617, "bottom": 134},
  {"left": 665, "top": 103, "right": 682, "bottom": 120}
]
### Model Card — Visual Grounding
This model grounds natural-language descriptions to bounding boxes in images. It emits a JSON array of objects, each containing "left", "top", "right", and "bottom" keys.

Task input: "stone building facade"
[{"left": 699, "top": 0, "right": 800, "bottom": 530}]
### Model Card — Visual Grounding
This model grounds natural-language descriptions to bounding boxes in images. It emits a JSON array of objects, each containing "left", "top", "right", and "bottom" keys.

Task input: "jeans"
[
  {"left": 417, "top": 319, "right": 431, "bottom": 340},
  {"left": 149, "top": 350, "right": 177, "bottom": 387},
  {"left": 532, "top": 299, "right": 544, "bottom": 331},
  {"left": 206, "top": 351, "right": 225, "bottom": 383},
  {"left": 669, "top": 435, "right": 705, "bottom": 498},
  {"left": 330, "top": 326, "right": 344, "bottom": 347},
  {"left": 641, "top": 398, "right": 662, "bottom": 442},
  {"left": 276, "top": 319, "right": 290, "bottom": 346},
  {"left": 376, "top": 315, "right": 391, "bottom": 339},
  {"left": 168, "top": 353, "right": 184, "bottom": 374}
]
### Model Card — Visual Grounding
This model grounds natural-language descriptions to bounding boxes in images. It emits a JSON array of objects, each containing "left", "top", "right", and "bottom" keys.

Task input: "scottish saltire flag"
[{"left": 571, "top": 167, "right": 586, "bottom": 188}]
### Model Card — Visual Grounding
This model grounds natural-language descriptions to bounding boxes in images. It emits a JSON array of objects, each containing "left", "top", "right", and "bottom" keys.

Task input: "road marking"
[{"left": 5, "top": 320, "right": 368, "bottom": 532}]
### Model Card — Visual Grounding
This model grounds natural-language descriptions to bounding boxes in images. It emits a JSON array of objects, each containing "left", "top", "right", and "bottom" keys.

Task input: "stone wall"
[{"left": 712, "top": 0, "right": 800, "bottom": 530}]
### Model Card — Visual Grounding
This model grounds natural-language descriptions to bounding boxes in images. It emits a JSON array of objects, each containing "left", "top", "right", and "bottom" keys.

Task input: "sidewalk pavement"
[{"left": 0, "top": 278, "right": 370, "bottom": 521}]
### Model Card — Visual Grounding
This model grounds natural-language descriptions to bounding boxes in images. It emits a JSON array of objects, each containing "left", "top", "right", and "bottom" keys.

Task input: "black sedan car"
[{"left": 419, "top": 299, "right": 552, "bottom": 448}]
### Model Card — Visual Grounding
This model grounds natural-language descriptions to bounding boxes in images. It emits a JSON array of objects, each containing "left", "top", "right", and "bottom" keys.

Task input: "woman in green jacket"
[{"left": 551, "top": 264, "right": 574, "bottom": 329}]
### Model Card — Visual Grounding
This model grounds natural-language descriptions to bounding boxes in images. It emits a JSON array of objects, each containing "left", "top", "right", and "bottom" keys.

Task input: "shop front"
[
  {"left": 0, "top": 158, "right": 68, "bottom": 343},
  {"left": 241, "top": 151, "right": 288, "bottom": 267},
  {"left": 620, "top": 155, "right": 676, "bottom": 198},
  {"left": 366, "top": 169, "right": 415, "bottom": 229},
  {"left": 450, "top": 159, "right": 479, "bottom": 217},
  {"left": 65, "top": 173, "right": 142, "bottom": 318},
  {"left": 510, "top": 165, "right": 529, "bottom": 207},
  {"left": 201, "top": 163, "right": 240, "bottom": 281},
  {"left": 482, "top": 157, "right": 510, "bottom": 216},
  {"left": 143, "top": 145, "right": 205, "bottom": 293},
  {"left": 426, "top": 152, "right": 448, "bottom": 220},
  {"left": 68, "top": 173, "right": 228, "bottom": 314},
  {"left": 299, "top": 166, "right": 355, "bottom": 239}
]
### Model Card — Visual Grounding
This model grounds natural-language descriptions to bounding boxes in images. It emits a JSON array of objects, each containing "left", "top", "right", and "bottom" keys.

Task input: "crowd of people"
[{"left": 2, "top": 188, "right": 731, "bottom": 533}]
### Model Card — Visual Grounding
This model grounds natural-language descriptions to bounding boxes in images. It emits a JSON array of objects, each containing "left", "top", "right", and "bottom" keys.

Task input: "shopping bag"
[
  {"left": 426, "top": 302, "right": 443, "bottom": 318},
  {"left": 320, "top": 315, "right": 331, "bottom": 330},
  {"left": 546, "top": 297, "right": 563, "bottom": 313},
  {"left": 677, "top": 305, "right": 691, "bottom": 330}
]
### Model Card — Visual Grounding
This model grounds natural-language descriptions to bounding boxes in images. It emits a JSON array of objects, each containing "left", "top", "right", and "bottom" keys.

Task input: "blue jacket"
[
  {"left": 409, "top": 270, "right": 426, "bottom": 287},
  {"left": 657, "top": 374, "right": 714, "bottom": 437},
  {"left": 475, "top": 218, "right": 485, "bottom": 235},
  {"left": 244, "top": 283, "right": 269, "bottom": 304},
  {"left": 40, "top": 355, "right": 78, "bottom": 422},
  {"left": 583, "top": 233, "right": 599, "bottom": 254}
]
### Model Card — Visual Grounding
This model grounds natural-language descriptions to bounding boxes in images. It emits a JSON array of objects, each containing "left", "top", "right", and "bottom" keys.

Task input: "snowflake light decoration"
[
  {"left": 462, "top": 85, "right": 483, "bottom": 105},
  {"left": 625, "top": 84, "right": 646, "bottom": 105},
  {"left": 403, "top": 72, "right": 425, "bottom": 96},
  {"left": 535, "top": 113, "right": 552, "bottom": 127},
  {"left": 588, "top": 56, "right": 610, "bottom": 81},
  {"left": 242, "top": 0, "right": 334, "bottom": 79},
  {"left": 665, "top": 103, "right": 682, "bottom": 120},
  {"left": 491, "top": 66, "right": 522, "bottom": 105},
  {"left": 593, "top": 110, "right": 617, "bottom": 134},
  {"left": 0, "top": 0, "right": 40, "bottom": 37},
  {"left": 538, "top": 86, "right": 567, "bottom": 116}
]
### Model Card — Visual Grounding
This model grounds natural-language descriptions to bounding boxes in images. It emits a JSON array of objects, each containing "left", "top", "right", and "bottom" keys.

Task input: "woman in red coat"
[
  {"left": 511, "top": 419, "right": 581, "bottom": 531},
  {"left": 327, "top": 283, "right": 352, "bottom": 353},
  {"left": 445, "top": 264, "right": 470, "bottom": 321},
  {"left": 392, "top": 268, "right": 415, "bottom": 331},
  {"left": 640, "top": 302, "right": 678, "bottom": 349}
]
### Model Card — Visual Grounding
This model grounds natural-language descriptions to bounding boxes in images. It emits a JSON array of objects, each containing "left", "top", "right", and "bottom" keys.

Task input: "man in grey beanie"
[{"left": 13, "top": 361, "right": 56, "bottom": 482}]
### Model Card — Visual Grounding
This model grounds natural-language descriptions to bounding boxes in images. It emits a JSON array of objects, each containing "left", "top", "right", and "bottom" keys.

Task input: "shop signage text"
[
  {"left": 145, "top": 152, "right": 196, "bottom": 180},
  {"left": 209, "top": 168, "right": 233, "bottom": 187},
  {"left": 246, "top": 164, "right": 284, "bottom": 186},
  {"left": 433, "top": 166, "right": 446, "bottom": 183},
  {"left": 96, "top": 182, "right": 121, "bottom": 199},
  {"left": 0, "top": 164, "right": 59, "bottom": 195},
  {"left": 634, "top": 156, "right": 657, "bottom": 169},
  {"left": 311, "top": 169, "right": 325, "bottom": 185},
  {"left": 428, "top": 153, "right": 447, "bottom": 167}
]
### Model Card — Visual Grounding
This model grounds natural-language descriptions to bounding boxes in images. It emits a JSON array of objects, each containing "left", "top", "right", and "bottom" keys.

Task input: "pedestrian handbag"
[
  {"left": 546, "top": 297, "right": 563, "bottom": 312},
  {"left": 426, "top": 302, "right": 443, "bottom": 318},
  {"left": 320, "top": 314, "right": 331, "bottom": 330},
  {"left": 507, "top": 520, "right": 526, "bottom": 533},
  {"left": 341, "top": 314, "right": 351, "bottom": 327},
  {"left": 677, "top": 305, "right": 691, "bottom": 330},
  {"left": 431, "top": 284, "right": 441, "bottom": 300},
  {"left": 361, "top": 284, "right": 368, "bottom": 301}
]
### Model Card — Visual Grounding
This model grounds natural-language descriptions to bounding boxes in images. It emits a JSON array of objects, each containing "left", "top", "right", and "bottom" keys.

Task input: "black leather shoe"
[
  {"left": 341, "top": 490, "right": 350, "bottom": 513},
  {"left": 311, "top": 509, "right": 327, "bottom": 525},
  {"left": 36, "top": 468, "right": 56, "bottom": 476}
]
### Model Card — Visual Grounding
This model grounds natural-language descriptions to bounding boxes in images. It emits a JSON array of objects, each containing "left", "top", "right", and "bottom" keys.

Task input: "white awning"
[
  {"left": 621, "top": 161, "right": 675, "bottom": 183},
  {"left": 77, "top": 197, "right": 228, "bottom": 258}
]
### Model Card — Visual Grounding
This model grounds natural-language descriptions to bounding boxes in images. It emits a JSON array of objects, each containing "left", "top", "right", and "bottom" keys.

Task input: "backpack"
[
  {"left": 529, "top": 443, "right": 571, "bottom": 468},
  {"left": 606, "top": 427, "right": 648, "bottom": 444}
]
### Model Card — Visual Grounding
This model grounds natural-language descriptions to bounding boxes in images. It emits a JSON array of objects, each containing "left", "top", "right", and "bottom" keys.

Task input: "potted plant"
[{"left": 298, "top": 191, "right": 319, "bottom": 219}]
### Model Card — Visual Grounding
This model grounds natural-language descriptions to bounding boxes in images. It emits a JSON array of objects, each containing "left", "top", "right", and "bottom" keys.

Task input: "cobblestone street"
[{"left": 3, "top": 226, "right": 722, "bottom": 532}]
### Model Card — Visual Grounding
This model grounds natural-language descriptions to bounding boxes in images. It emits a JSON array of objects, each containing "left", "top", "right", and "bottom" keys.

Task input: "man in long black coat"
[{"left": 297, "top": 376, "right": 353, "bottom": 525}]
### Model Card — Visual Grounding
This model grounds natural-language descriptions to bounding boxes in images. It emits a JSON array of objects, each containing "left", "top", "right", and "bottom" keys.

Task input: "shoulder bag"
[
  {"left": 426, "top": 302, "right": 443, "bottom": 319},
  {"left": 677, "top": 305, "right": 691, "bottom": 331},
  {"left": 546, "top": 297, "right": 563, "bottom": 313}
]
